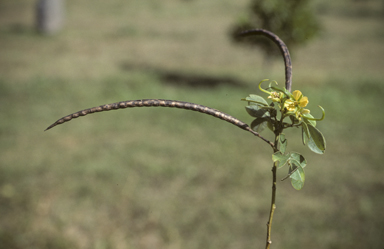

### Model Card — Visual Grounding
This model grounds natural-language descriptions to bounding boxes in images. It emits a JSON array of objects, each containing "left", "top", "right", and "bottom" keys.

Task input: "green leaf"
[
  {"left": 303, "top": 113, "right": 316, "bottom": 126},
  {"left": 272, "top": 152, "right": 290, "bottom": 169},
  {"left": 260, "top": 105, "right": 276, "bottom": 111},
  {"left": 267, "top": 119, "right": 274, "bottom": 132},
  {"left": 245, "top": 105, "right": 270, "bottom": 118},
  {"left": 242, "top": 94, "right": 268, "bottom": 106},
  {"left": 307, "top": 124, "right": 326, "bottom": 154},
  {"left": 289, "top": 152, "right": 307, "bottom": 168},
  {"left": 301, "top": 122, "right": 309, "bottom": 145},
  {"left": 280, "top": 153, "right": 306, "bottom": 186},
  {"left": 278, "top": 134, "right": 287, "bottom": 154},
  {"left": 290, "top": 164, "right": 305, "bottom": 190},
  {"left": 250, "top": 118, "right": 269, "bottom": 133}
]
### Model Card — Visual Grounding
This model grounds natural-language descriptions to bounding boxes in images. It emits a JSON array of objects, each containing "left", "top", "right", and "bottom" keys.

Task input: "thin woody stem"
[
  {"left": 238, "top": 29, "right": 293, "bottom": 248},
  {"left": 265, "top": 160, "right": 278, "bottom": 249},
  {"left": 265, "top": 134, "right": 279, "bottom": 249}
]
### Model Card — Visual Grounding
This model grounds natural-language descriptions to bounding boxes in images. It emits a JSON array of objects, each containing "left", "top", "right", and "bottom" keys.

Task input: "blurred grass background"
[{"left": 0, "top": 0, "right": 383, "bottom": 248}]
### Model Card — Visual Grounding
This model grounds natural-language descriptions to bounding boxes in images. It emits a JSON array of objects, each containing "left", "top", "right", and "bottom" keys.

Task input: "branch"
[{"left": 265, "top": 161, "right": 277, "bottom": 249}]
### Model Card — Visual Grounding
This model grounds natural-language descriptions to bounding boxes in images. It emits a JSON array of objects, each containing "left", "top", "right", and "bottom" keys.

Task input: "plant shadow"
[{"left": 120, "top": 62, "right": 248, "bottom": 89}]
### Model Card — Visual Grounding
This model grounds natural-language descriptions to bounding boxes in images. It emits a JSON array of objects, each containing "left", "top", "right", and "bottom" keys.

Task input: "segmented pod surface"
[{"left": 45, "top": 99, "right": 273, "bottom": 145}]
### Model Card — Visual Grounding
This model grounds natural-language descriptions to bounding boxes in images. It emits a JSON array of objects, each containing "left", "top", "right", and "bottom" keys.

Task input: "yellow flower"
[
  {"left": 285, "top": 90, "right": 308, "bottom": 110},
  {"left": 284, "top": 90, "right": 309, "bottom": 120},
  {"left": 268, "top": 91, "right": 283, "bottom": 102}
]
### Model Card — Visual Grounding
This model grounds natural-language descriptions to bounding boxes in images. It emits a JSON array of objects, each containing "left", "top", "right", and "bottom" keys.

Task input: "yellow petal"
[
  {"left": 292, "top": 90, "right": 302, "bottom": 100},
  {"left": 299, "top": 96, "right": 309, "bottom": 107},
  {"left": 284, "top": 102, "right": 296, "bottom": 112},
  {"left": 301, "top": 109, "right": 310, "bottom": 114}
]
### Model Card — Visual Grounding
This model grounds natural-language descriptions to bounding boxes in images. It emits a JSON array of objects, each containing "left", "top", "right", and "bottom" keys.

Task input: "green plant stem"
[
  {"left": 265, "top": 161, "right": 277, "bottom": 249},
  {"left": 265, "top": 135, "right": 279, "bottom": 249}
]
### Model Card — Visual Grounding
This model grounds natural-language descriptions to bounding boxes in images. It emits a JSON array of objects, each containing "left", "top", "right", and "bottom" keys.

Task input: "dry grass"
[{"left": 0, "top": 0, "right": 383, "bottom": 248}]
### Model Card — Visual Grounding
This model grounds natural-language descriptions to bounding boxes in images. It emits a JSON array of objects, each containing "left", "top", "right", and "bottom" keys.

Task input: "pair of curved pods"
[{"left": 45, "top": 29, "right": 292, "bottom": 146}]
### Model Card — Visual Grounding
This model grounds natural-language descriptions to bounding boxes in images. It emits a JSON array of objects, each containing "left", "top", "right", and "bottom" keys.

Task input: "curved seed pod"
[
  {"left": 238, "top": 29, "right": 292, "bottom": 92},
  {"left": 45, "top": 99, "right": 274, "bottom": 146}
]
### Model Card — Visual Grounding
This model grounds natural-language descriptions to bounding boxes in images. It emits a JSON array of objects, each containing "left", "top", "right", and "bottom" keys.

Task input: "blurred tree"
[
  {"left": 36, "top": 0, "right": 65, "bottom": 35},
  {"left": 230, "top": 0, "right": 321, "bottom": 63}
]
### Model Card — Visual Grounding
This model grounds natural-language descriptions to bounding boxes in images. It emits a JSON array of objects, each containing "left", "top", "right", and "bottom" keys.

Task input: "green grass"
[{"left": 1, "top": 0, "right": 384, "bottom": 248}]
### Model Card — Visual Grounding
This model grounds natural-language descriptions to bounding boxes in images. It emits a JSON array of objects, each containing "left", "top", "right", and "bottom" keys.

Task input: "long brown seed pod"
[
  {"left": 45, "top": 99, "right": 274, "bottom": 146},
  {"left": 238, "top": 29, "right": 292, "bottom": 92}
]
